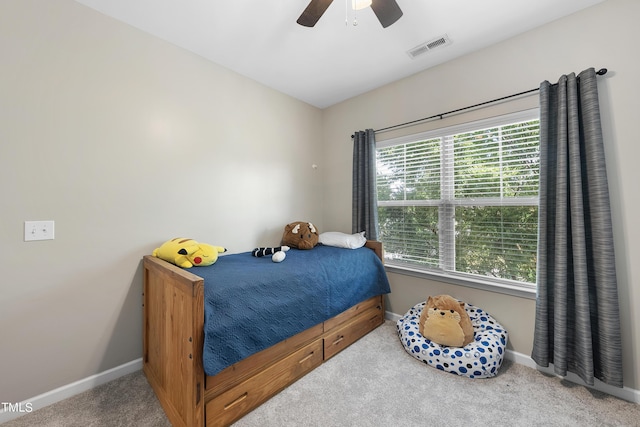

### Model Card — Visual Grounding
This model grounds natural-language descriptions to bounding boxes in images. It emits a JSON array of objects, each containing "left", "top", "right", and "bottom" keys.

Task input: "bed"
[{"left": 143, "top": 240, "right": 390, "bottom": 427}]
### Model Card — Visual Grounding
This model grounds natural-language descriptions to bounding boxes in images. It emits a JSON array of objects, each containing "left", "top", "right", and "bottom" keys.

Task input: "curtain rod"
[{"left": 352, "top": 68, "right": 608, "bottom": 137}]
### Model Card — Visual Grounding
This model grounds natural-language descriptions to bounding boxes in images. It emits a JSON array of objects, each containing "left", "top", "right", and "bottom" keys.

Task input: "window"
[{"left": 376, "top": 110, "right": 539, "bottom": 294}]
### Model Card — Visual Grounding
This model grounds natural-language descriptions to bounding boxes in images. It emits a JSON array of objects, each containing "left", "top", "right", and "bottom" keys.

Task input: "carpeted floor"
[{"left": 3, "top": 321, "right": 639, "bottom": 426}]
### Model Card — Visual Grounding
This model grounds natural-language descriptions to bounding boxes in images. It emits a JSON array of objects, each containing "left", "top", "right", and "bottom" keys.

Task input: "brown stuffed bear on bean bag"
[{"left": 282, "top": 221, "right": 319, "bottom": 250}]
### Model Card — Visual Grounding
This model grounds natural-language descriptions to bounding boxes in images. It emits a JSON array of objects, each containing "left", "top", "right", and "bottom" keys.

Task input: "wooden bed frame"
[{"left": 143, "top": 241, "right": 386, "bottom": 427}]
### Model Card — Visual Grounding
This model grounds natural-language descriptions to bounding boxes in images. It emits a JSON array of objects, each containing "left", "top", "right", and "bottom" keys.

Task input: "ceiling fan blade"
[
  {"left": 297, "top": 0, "right": 335, "bottom": 27},
  {"left": 370, "top": 0, "right": 403, "bottom": 28}
]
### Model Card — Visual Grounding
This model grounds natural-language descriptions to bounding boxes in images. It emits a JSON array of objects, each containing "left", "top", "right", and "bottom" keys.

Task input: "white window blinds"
[{"left": 376, "top": 110, "right": 540, "bottom": 288}]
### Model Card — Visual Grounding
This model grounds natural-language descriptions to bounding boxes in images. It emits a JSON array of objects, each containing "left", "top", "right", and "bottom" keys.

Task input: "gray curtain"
[
  {"left": 532, "top": 68, "right": 622, "bottom": 388},
  {"left": 352, "top": 129, "right": 379, "bottom": 240}
]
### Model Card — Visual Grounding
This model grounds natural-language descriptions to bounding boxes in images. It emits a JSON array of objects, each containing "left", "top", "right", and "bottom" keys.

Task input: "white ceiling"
[{"left": 74, "top": 0, "right": 605, "bottom": 109}]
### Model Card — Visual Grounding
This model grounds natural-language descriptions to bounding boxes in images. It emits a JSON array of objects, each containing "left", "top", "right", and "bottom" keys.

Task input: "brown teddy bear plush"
[
  {"left": 419, "top": 294, "right": 474, "bottom": 347},
  {"left": 282, "top": 221, "right": 319, "bottom": 250}
]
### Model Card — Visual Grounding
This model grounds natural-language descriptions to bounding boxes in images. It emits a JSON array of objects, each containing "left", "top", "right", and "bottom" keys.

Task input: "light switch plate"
[{"left": 24, "top": 220, "right": 55, "bottom": 241}]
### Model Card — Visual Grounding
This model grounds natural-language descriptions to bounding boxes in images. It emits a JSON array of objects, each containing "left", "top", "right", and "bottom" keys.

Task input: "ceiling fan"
[{"left": 297, "top": 0, "right": 403, "bottom": 28}]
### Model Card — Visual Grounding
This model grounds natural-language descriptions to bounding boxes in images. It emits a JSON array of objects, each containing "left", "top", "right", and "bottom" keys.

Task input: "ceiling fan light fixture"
[
  {"left": 352, "top": 0, "right": 372, "bottom": 11},
  {"left": 297, "top": 0, "right": 402, "bottom": 28}
]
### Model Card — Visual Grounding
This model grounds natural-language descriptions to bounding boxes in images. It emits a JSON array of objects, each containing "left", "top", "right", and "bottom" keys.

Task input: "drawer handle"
[
  {"left": 333, "top": 335, "right": 344, "bottom": 346},
  {"left": 298, "top": 351, "right": 315, "bottom": 364},
  {"left": 224, "top": 392, "right": 248, "bottom": 411}
]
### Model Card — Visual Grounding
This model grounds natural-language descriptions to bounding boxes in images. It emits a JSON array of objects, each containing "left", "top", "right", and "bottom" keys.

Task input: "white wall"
[
  {"left": 0, "top": 0, "right": 323, "bottom": 402},
  {"left": 322, "top": 0, "right": 639, "bottom": 391}
]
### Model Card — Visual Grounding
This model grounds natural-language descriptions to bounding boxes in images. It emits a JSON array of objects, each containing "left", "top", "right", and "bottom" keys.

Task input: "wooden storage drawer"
[
  {"left": 205, "top": 323, "right": 323, "bottom": 397},
  {"left": 205, "top": 339, "right": 323, "bottom": 427},
  {"left": 323, "top": 305, "right": 383, "bottom": 360},
  {"left": 324, "top": 295, "right": 382, "bottom": 332}
]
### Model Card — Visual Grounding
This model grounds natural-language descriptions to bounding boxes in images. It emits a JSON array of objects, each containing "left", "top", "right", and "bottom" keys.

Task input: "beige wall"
[
  {"left": 322, "top": 0, "right": 639, "bottom": 391},
  {"left": 0, "top": 0, "right": 323, "bottom": 402}
]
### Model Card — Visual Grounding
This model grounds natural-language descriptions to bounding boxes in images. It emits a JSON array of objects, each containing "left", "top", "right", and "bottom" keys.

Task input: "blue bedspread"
[{"left": 198, "top": 245, "right": 391, "bottom": 377}]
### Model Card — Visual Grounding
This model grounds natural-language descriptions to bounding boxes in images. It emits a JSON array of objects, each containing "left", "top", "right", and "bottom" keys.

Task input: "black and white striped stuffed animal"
[{"left": 251, "top": 245, "right": 290, "bottom": 262}]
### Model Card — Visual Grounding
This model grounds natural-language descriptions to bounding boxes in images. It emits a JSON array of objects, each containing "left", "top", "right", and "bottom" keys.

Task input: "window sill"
[{"left": 384, "top": 263, "right": 537, "bottom": 300}]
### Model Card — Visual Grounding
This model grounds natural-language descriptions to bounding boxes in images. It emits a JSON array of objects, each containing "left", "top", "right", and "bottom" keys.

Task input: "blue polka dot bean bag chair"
[{"left": 397, "top": 301, "right": 508, "bottom": 378}]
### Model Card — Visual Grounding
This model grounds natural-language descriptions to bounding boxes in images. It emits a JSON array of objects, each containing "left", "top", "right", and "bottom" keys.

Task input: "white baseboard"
[
  {"left": 0, "top": 358, "right": 143, "bottom": 424},
  {"left": 386, "top": 311, "right": 639, "bottom": 404},
  {"left": 385, "top": 310, "right": 402, "bottom": 322},
  {"left": 505, "top": 349, "right": 640, "bottom": 404}
]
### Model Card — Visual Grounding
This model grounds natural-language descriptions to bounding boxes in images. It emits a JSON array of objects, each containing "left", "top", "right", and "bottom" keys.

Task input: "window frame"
[{"left": 376, "top": 109, "right": 540, "bottom": 299}]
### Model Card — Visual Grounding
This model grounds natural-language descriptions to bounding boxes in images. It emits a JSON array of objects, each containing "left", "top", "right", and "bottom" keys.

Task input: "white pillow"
[{"left": 319, "top": 231, "right": 367, "bottom": 249}]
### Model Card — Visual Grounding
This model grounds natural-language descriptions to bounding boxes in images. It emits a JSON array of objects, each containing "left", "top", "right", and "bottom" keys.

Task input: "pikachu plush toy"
[{"left": 153, "top": 238, "right": 226, "bottom": 268}]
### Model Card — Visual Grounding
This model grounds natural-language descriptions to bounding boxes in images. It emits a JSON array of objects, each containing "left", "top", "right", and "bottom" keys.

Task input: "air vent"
[{"left": 407, "top": 34, "right": 452, "bottom": 59}]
